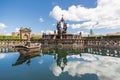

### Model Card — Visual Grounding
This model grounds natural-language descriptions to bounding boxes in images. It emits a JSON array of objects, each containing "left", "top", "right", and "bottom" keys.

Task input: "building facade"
[
  {"left": 12, "top": 32, "right": 20, "bottom": 36},
  {"left": 20, "top": 28, "right": 31, "bottom": 40}
]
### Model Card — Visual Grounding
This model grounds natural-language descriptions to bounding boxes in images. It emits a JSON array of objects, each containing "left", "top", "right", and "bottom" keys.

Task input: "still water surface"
[{"left": 0, "top": 47, "right": 120, "bottom": 80}]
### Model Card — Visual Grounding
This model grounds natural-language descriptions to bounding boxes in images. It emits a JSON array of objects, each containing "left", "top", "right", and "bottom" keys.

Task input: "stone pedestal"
[{"left": 25, "top": 41, "right": 31, "bottom": 47}]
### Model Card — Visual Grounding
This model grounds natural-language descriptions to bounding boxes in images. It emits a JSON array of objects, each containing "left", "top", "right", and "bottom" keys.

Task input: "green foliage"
[
  {"left": 83, "top": 35, "right": 120, "bottom": 40},
  {"left": 31, "top": 36, "right": 41, "bottom": 39},
  {"left": 0, "top": 35, "right": 20, "bottom": 40},
  {"left": 104, "top": 35, "right": 120, "bottom": 39},
  {"left": 83, "top": 36, "right": 97, "bottom": 39}
]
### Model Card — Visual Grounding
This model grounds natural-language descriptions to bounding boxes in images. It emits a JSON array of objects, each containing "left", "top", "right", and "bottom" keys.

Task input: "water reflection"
[
  {"left": 0, "top": 47, "right": 16, "bottom": 53},
  {"left": 41, "top": 47, "right": 120, "bottom": 80},
  {"left": 0, "top": 46, "right": 120, "bottom": 80},
  {"left": 12, "top": 49, "right": 41, "bottom": 66},
  {"left": 87, "top": 47, "right": 120, "bottom": 57},
  {"left": 0, "top": 54, "right": 6, "bottom": 59},
  {"left": 50, "top": 50, "right": 120, "bottom": 80}
]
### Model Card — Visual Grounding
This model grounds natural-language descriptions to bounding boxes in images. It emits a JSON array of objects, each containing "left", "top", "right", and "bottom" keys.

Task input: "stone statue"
[
  {"left": 63, "top": 23, "right": 67, "bottom": 34},
  {"left": 57, "top": 22, "right": 62, "bottom": 35},
  {"left": 56, "top": 16, "right": 68, "bottom": 39}
]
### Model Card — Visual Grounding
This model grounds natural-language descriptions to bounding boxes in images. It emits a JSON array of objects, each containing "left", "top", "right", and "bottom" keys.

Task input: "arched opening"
[{"left": 23, "top": 34, "right": 28, "bottom": 40}]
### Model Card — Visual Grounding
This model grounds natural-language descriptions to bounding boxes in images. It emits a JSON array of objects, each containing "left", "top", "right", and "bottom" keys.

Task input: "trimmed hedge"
[
  {"left": 83, "top": 35, "right": 120, "bottom": 39},
  {"left": 0, "top": 36, "right": 20, "bottom": 40}
]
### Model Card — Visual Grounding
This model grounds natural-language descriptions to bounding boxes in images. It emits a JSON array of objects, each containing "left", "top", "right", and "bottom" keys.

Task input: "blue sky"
[{"left": 0, "top": 0, "right": 120, "bottom": 35}]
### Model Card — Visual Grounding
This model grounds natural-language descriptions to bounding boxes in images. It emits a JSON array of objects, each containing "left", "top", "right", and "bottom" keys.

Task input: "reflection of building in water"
[
  {"left": 12, "top": 50, "right": 40, "bottom": 66},
  {"left": 42, "top": 16, "right": 83, "bottom": 47},
  {"left": 52, "top": 48, "right": 82, "bottom": 71},
  {"left": 0, "top": 47, "right": 16, "bottom": 53},
  {"left": 51, "top": 52, "right": 120, "bottom": 80},
  {"left": 54, "top": 49, "right": 68, "bottom": 71},
  {"left": 87, "top": 47, "right": 120, "bottom": 57}
]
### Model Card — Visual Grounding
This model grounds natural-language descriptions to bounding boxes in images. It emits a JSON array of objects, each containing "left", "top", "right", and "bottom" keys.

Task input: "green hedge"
[
  {"left": 0, "top": 35, "right": 20, "bottom": 39},
  {"left": 83, "top": 35, "right": 120, "bottom": 40},
  {"left": 31, "top": 36, "right": 41, "bottom": 39}
]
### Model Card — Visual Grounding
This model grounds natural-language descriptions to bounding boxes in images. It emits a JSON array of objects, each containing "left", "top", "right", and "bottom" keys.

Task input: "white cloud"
[
  {"left": 6, "top": 33, "right": 11, "bottom": 35},
  {"left": 67, "top": 54, "right": 81, "bottom": 59},
  {"left": 52, "top": 23, "right": 56, "bottom": 26},
  {"left": 80, "top": 31, "right": 89, "bottom": 36},
  {"left": 39, "top": 18, "right": 44, "bottom": 22},
  {"left": 38, "top": 60, "right": 43, "bottom": 64},
  {"left": 0, "top": 54, "right": 6, "bottom": 59},
  {"left": 69, "top": 21, "right": 98, "bottom": 29},
  {"left": 50, "top": 0, "right": 120, "bottom": 29},
  {"left": 15, "top": 27, "right": 20, "bottom": 32},
  {"left": 0, "top": 23, "right": 7, "bottom": 29},
  {"left": 72, "top": 30, "right": 89, "bottom": 36},
  {"left": 50, "top": 64, "right": 62, "bottom": 76},
  {"left": 51, "top": 53, "right": 120, "bottom": 80},
  {"left": 41, "top": 30, "right": 54, "bottom": 34}
]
